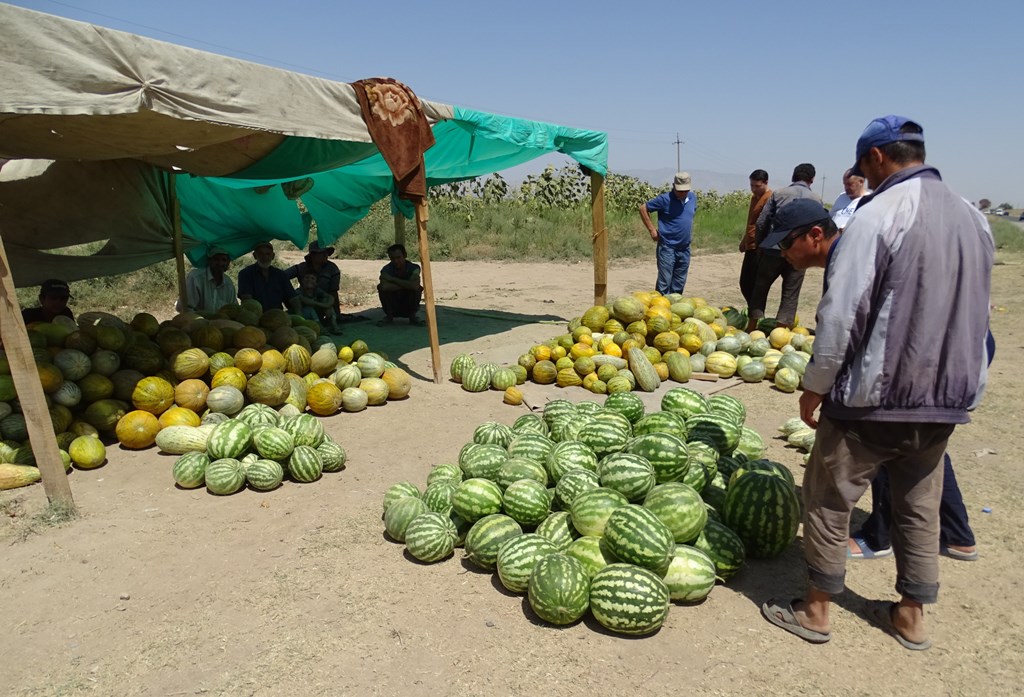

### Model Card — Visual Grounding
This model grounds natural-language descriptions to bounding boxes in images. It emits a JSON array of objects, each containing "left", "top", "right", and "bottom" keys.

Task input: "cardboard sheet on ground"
[{"left": 516, "top": 377, "right": 743, "bottom": 413}]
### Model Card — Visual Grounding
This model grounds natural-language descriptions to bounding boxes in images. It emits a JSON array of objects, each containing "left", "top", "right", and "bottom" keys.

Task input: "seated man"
[
  {"left": 179, "top": 247, "right": 236, "bottom": 314},
  {"left": 377, "top": 244, "right": 423, "bottom": 326},
  {"left": 297, "top": 272, "right": 342, "bottom": 334},
  {"left": 22, "top": 279, "right": 75, "bottom": 324},
  {"left": 286, "top": 240, "right": 341, "bottom": 318},
  {"left": 237, "top": 241, "right": 301, "bottom": 314}
]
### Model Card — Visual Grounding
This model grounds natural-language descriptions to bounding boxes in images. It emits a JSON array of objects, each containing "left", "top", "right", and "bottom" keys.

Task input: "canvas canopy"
[{"left": 0, "top": 3, "right": 607, "bottom": 285}]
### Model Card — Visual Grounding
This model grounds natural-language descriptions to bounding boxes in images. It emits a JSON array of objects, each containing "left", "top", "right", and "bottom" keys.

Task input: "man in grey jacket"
[{"left": 761, "top": 116, "right": 993, "bottom": 650}]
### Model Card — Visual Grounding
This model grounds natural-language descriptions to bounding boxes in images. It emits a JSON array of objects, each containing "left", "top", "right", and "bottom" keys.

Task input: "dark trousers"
[
  {"left": 748, "top": 253, "right": 805, "bottom": 326},
  {"left": 378, "top": 287, "right": 421, "bottom": 319},
  {"left": 739, "top": 251, "right": 759, "bottom": 307},
  {"left": 857, "top": 453, "right": 976, "bottom": 549}
]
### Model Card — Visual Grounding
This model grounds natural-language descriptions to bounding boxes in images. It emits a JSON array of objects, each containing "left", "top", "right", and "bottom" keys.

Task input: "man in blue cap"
[{"left": 761, "top": 116, "right": 993, "bottom": 650}]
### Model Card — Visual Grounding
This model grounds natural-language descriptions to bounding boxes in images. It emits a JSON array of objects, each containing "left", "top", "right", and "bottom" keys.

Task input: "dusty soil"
[{"left": 2, "top": 250, "right": 1021, "bottom": 697}]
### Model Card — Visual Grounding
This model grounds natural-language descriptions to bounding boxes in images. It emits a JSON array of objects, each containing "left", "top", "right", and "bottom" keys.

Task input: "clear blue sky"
[{"left": 11, "top": 0, "right": 1023, "bottom": 205}]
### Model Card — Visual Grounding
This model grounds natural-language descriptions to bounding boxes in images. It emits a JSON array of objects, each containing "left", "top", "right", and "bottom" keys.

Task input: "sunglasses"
[{"left": 778, "top": 219, "right": 828, "bottom": 251}]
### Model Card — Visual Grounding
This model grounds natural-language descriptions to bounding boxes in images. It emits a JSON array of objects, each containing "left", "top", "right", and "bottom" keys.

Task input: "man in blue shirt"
[
  {"left": 237, "top": 241, "right": 301, "bottom": 314},
  {"left": 639, "top": 172, "right": 698, "bottom": 294}
]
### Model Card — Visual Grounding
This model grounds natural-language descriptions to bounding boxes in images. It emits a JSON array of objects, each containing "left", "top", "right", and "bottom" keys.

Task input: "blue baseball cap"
[
  {"left": 850, "top": 115, "right": 924, "bottom": 176},
  {"left": 761, "top": 198, "right": 831, "bottom": 250}
]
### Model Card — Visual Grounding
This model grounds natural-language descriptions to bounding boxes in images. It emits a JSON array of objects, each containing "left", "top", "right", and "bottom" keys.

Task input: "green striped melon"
[
  {"left": 449, "top": 353, "right": 475, "bottom": 384},
  {"left": 716, "top": 454, "right": 748, "bottom": 483},
  {"left": 464, "top": 513, "right": 523, "bottom": 571},
  {"left": 206, "top": 420, "right": 253, "bottom": 460},
  {"left": 451, "top": 512, "right": 472, "bottom": 547},
  {"left": 502, "top": 479, "right": 551, "bottom": 527},
  {"left": 422, "top": 481, "right": 457, "bottom": 514},
  {"left": 172, "top": 451, "right": 209, "bottom": 489},
  {"left": 687, "top": 412, "right": 741, "bottom": 455},
  {"left": 451, "top": 478, "right": 504, "bottom": 522},
  {"left": 738, "top": 360, "right": 767, "bottom": 382},
  {"left": 155, "top": 425, "right": 213, "bottom": 455},
  {"left": 700, "top": 479, "right": 728, "bottom": 515},
  {"left": 473, "top": 421, "right": 514, "bottom": 448},
  {"left": 591, "top": 409, "right": 632, "bottom": 433},
  {"left": 603, "top": 392, "right": 645, "bottom": 424},
  {"left": 254, "top": 427, "right": 294, "bottom": 461},
  {"left": 730, "top": 458, "right": 796, "bottom": 490},
  {"left": 246, "top": 458, "right": 284, "bottom": 491},
  {"left": 235, "top": 403, "right": 280, "bottom": 429},
  {"left": 496, "top": 458, "right": 548, "bottom": 490},
  {"left": 577, "top": 420, "right": 630, "bottom": 459},
  {"left": 205, "top": 458, "right": 246, "bottom": 495},
  {"left": 461, "top": 364, "right": 491, "bottom": 392},
  {"left": 734, "top": 426, "right": 767, "bottom": 460},
  {"left": 565, "top": 536, "right": 611, "bottom": 579},
  {"left": 512, "top": 413, "right": 549, "bottom": 436},
  {"left": 288, "top": 445, "right": 323, "bottom": 483},
  {"left": 602, "top": 504, "right": 675, "bottom": 572},
  {"left": 694, "top": 519, "right": 746, "bottom": 580},
  {"left": 643, "top": 482, "right": 708, "bottom": 544},
  {"left": 317, "top": 438, "right": 347, "bottom": 473},
  {"left": 534, "top": 511, "right": 580, "bottom": 552},
  {"left": 404, "top": 512, "right": 459, "bottom": 563},
  {"left": 682, "top": 441, "right": 719, "bottom": 492},
  {"left": 624, "top": 432, "right": 690, "bottom": 484},
  {"left": 545, "top": 440, "right": 599, "bottom": 484},
  {"left": 507, "top": 433, "right": 555, "bottom": 464},
  {"left": 597, "top": 452, "right": 656, "bottom": 502},
  {"left": 384, "top": 496, "right": 428, "bottom": 542},
  {"left": 459, "top": 443, "right": 508, "bottom": 481},
  {"left": 589, "top": 563, "right": 670, "bottom": 635},
  {"left": 553, "top": 468, "right": 600, "bottom": 510},
  {"left": 547, "top": 415, "right": 584, "bottom": 443},
  {"left": 708, "top": 394, "right": 746, "bottom": 425},
  {"left": 569, "top": 487, "right": 628, "bottom": 537},
  {"left": 632, "top": 411, "right": 689, "bottom": 440},
  {"left": 383, "top": 481, "right": 420, "bottom": 513},
  {"left": 282, "top": 413, "right": 325, "bottom": 448},
  {"left": 496, "top": 533, "right": 559, "bottom": 593},
  {"left": 542, "top": 399, "right": 577, "bottom": 427},
  {"left": 664, "top": 545, "right": 717, "bottom": 602},
  {"left": 661, "top": 387, "right": 710, "bottom": 418},
  {"left": 723, "top": 469, "right": 800, "bottom": 558},
  {"left": 575, "top": 401, "right": 603, "bottom": 416},
  {"left": 426, "top": 463, "right": 462, "bottom": 486},
  {"left": 490, "top": 367, "right": 518, "bottom": 391},
  {"left": 527, "top": 553, "right": 591, "bottom": 625}
]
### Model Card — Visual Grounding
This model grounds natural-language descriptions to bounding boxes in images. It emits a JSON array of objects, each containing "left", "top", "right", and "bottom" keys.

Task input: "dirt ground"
[{"left": 2, "top": 249, "right": 1021, "bottom": 697}]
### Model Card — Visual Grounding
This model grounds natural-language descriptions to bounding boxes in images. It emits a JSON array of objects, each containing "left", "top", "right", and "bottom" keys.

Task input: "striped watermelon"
[
  {"left": 632, "top": 411, "right": 689, "bottom": 440},
  {"left": 624, "top": 433, "right": 690, "bottom": 484},
  {"left": 734, "top": 426, "right": 767, "bottom": 461},
  {"left": 708, "top": 394, "right": 746, "bottom": 425},
  {"left": 512, "top": 413, "right": 549, "bottom": 436},
  {"left": 527, "top": 553, "right": 591, "bottom": 625},
  {"left": 253, "top": 427, "right": 294, "bottom": 461},
  {"left": 206, "top": 420, "right": 253, "bottom": 460},
  {"left": 682, "top": 441, "right": 719, "bottom": 492},
  {"left": 460, "top": 364, "right": 491, "bottom": 392},
  {"left": 246, "top": 458, "right": 284, "bottom": 491},
  {"left": 569, "top": 487, "right": 628, "bottom": 537},
  {"left": 574, "top": 401, "right": 602, "bottom": 415},
  {"left": 694, "top": 519, "right": 746, "bottom": 580},
  {"left": 687, "top": 412, "right": 741, "bottom": 455},
  {"left": 642, "top": 482, "right": 708, "bottom": 544},
  {"left": 404, "top": 512, "right": 459, "bottom": 563},
  {"left": 553, "top": 468, "right": 600, "bottom": 510},
  {"left": 317, "top": 437, "right": 347, "bottom": 473},
  {"left": 723, "top": 469, "right": 800, "bottom": 558},
  {"left": 496, "top": 533, "right": 559, "bottom": 593},
  {"left": 422, "top": 481, "right": 457, "bottom": 514},
  {"left": 459, "top": 443, "right": 508, "bottom": 481},
  {"left": 288, "top": 445, "right": 323, "bottom": 483},
  {"left": 473, "top": 421, "right": 514, "bottom": 448},
  {"left": 205, "top": 458, "right": 246, "bottom": 495},
  {"left": 716, "top": 454, "right": 748, "bottom": 483},
  {"left": 730, "top": 458, "right": 796, "bottom": 490},
  {"left": 597, "top": 452, "right": 656, "bottom": 502},
  {"left": 282, "top": 413, "right": 325, "bottom": 448},
  {"left": 496, "top": 458, "right": 548, "bottom": 490},
  {"left": 235, "top": 403, "right": 280, "bottom": 429},
  {"left": 589, "top": 564, "right": 670, "bottom": 635},
  {"left": 172, "top": 451, "right": 209, "bottom": 489},
  {"left": 545, "top": 441, "right": 598, "bottom": 483},
  {"left": 565, "top": 536, "right": 611, "bottom": 579},
  {"left": 426, "top": 463, "right": 463, "bottom": 486},
  {"left": 547, "top": 415, "right": 583, "bottom": 443},
  {"left": 449, "top": 353, "right": 475, "bottom": 383},
  {"left": 451, "top": 478, "right": 503, "bottom": 522},
  {"left": 507, "top": 433, "right": 555, "bottom": 464},
  {"left": 602, "top": 504, "right": 675, "bottom": 572},
  {"left": 661, "top": 387, "right": 710, "bottom": 418},
  {"left": 542, "top": 399, "right": 578, "bottom": 427},
  {"left": 534, "top": 511, "right": 579, "bottom": 552},
  {"left": 384, "top": 496, "right": 428, "bottom": 542},
  {"left": 383, "top": 481, "right": 420, "bottom": 513},
  {"left": 664, "top": 545, "right": 717, "bottom": 602},
  {"left": 577, "top": 420, "right": 629, "bottom": 459},
  {"left": 450, "top": 512, "right": 472, "bottom": 547},
  {"left": 591, "top": 409, "right": 632, "bottom": 433},
  {"left": 700, "top": 479, "right": 728, "bottom": 515},
  {"left": 502, "top": 479, "right": 551, "bottom": 527},
  {"left": 603, "top": 392, "right": 645, "bottom": 424},
  {"left": 464, "top": 514, "right": 523, "bottom": 571}
]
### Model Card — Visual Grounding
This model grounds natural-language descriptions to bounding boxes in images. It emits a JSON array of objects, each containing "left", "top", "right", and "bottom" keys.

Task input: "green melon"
[
  {"left": 496, "top": 458, "right": 548, "bottom": 490},
  {"left": 553, "top": 468, "right": 600, "bottom": 510},
  {"left": 459, "top": 443, "right": 508, "bottom": 481},
  {"left": 502, "top": 479, "right": 552, "bottom": 527},
  {"left": 527, "top": 553, "right": 591, "bottom": 625},
  {"left": 464, "top": 513, "right": 523, "bottom": 571},
  {"left": 693, "top": 519, "right": 746, "bottom": 580},
  {"left": 473, "top": 421, "right": 514, "bottom": 448},
  {"left": 512, "top": 413, "right": 549, "bottom": 436},
  {"left": 569, "top": 487, "right": 628, "bottom": 537},
  {"left": 246, "top": 458, "right": 284, "bottom": 491},
  {"left": 206, "top": 420, "right": 253, "bottom": 460},
  {"left": 253, "top": 427, "right": 294, "bottom": 461},
  {"left": 384, "top": 496, "right": 429, "bottom": 542},
  {"left": 565, "top": 535, "right": 612, "bottom": 579},
  {"left": 597, "top": 452, "right": 656, "bottom": 502},
  {"left": 544, "top": 440, "right": 599, "bottom": 483},
  {"left": 661, "top": 387, "right": 710, "bottom": 418},
  {"left": 451, "top": 478, "right": 504, "bottom": 522},
  {"left": 404, "top": 512, "right": 459, "bottom": 563},
  {"left": 602, "top": 504, "right": 676, "bottom": 572},
  {"left": 287, "top": 445, "right": 323, "bottom": 483},
  {"left": 534, "top": 511, "right": 580, "bottom": 552},
  {"left": 422, "top": 481, "right": 457, "bottom": 514},
  {"left": 589, "top": 563, "right": 670, "bottom": 635},
  {"left": 317, "top": 438, "right": 347, "bottom": 473},
  {"left": 632, "top": 411, "right": 689, "bottom": 440},
  {"left": 506, "top": 433, "right": 555, "bottom": 464},
  {"left": 643, "top": 482, "right": 709, "bottom": 544},
  {"left": 205, "top": 458, "right": 246, "bottom": 495},
  {"left": 172, "top": 451, "right": 209, "bottom": 489},
  {"left": 496, "top": 533, "right": 559, "bottom": 593},
  {"left": 426, "top": 463, "right": 463, "bottom": 486},
  {"left": 383, "top": 481, "right": 420, "bottom": 513},
  {"left": 603, "top": 392, "right": 645, "bottom": 424},
  {"left": 623, "top": 432, "right": 690, "bottom": 484},
  {"left": 663, "top": 545, "right": 717, "bottom": 603},
  {"left": 723, "top": 469, "right": 801, "bottom": 558}
]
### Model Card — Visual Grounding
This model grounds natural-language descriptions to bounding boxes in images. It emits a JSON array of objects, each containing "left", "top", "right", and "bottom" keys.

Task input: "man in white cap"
[
  {"left": 180, "top": 246, "right": 236, "bottom": 314},
  {"left": 638, "top": 172, "right": 698, "bottom": 294}
]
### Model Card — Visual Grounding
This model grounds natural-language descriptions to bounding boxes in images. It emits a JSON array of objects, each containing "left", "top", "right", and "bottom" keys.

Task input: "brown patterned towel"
[{"left": 352, "top": 78, "right": 435, "bottom": 201}]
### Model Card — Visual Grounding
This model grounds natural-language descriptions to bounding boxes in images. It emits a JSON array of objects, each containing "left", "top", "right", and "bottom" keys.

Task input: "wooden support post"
[
  {"left": 170, "top": 173, "right": 187, "bottom": 311},
  {"left": 414, "top": 199, "right": 443, "bottom": 384},
  {"left": 591, "top": 171, "right": 608, "bottom": 306},
  {"left": 0, "top": 233, "right": 75, "bottom": 508},
  {"left": 393, "top": 212, "right": 406, "bottom": 247}
]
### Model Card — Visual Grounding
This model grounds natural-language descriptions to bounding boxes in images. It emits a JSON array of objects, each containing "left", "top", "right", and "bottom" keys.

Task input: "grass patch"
[
  {"left": 1, "top": 496, "right": 80, "bottom": 544},
  {"left": 991, "top": 218, "right": 1024, "bottom": 254}
]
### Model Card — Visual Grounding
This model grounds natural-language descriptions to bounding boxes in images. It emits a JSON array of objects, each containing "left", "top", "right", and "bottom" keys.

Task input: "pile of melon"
[
  {"left": 380, "top": 388, "right": 801, "bottom": 635},
  {"left": 449, "top": 291, "right": 814, "bottom": 398}
]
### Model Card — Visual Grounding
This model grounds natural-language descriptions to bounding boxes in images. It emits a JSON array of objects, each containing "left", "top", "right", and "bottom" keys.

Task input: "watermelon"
[
  {"left": 459, "top": 443, "right": 508, "bottom": 480},
  {"left": 473, "top": 421, "right": 514, "bottom": 448},
  {"left": 464, "top": 514, "right": 523, "bottom": 571},
  {"left": 597, "top": 452, "right": 656, "bottom": 502},
  {"left": 734, "top": 426, "right": 767, "bottom": 460},
  {"left": 496, "top": 533, "right": 559, "bottom": 593},
  {"left": 426, "top": 463, "right": 463, "bottom": 486},
  {"left": 172, "top": 451, "right": 209, "bottom": 489},
  {"left": 565, "top": 536, "right": 611, "bottom": 579},
  {"left": 694, "top": 519, "right": 746, "bottom": 580},
  {"left": 282, "top": 413, "right": 325, "bottom": 448},
  {"left": 512, "top": 413, "right": 549, "bottom": 436},
  {"left": 708, "top": 394, "right": 746, "bottom": 425},
  {"left": 496, "top": 458, "right": 548, "bottom": 490},
  {"left": 687, "top": 412, "right": 741, "bottom": 455},
  {"left": 569, "top": 487, "right": 628, "bottom": 537},
  {"left": 384, "top": 496, "right": 428, "bottom": 542},
  {"left": 682, "top": 441, "right": 719, "bottom": 492},
  {"left": 663, "top": 545, "right": 717, "bottom": 602},
  {"left": 700, "top": 479, "right": 728, "bottom": 515},
  {"left": 576, "top": 420, "right": 629, "bottom": 459},
  {"left": 205, "top": 458, "right": 246, "bottom": 495},
  {"left": 527, "top": 553, "right": 591, "bottom": 625},
  {"left": 235, "top": 403, "right": 280, "bottom": 429},
  {"left": 246, "top": 458, "right": 284, "bottom": 491},
  {"left": 603, "top": 392, "right": 645, "bottom": 424},
  {"left": 547, "top": 415, "right": 584, "bottom": 443},
  {"left": 623, "top": 433, "right": 690, "bottom": 484},
  {"left": 553, "top": 468, "right": 600, "bottom": 510},
  {"left": 574, "top": 401, "right": 603, "bottom": 416},
  {"left": 589, "top": 564, "right": 670, "bottom": 635},
  {"left": 206, "top": 420, "right": 253, "bottom": 460},
  {"left": 534, "top": 511, "right": 579, "bottom": 552},
  {"left": 317, "top": 438, "right": 347, "bottom": 473},
  {"left": 507, "top": 433, "right": 555, "bottom": 464},
  {"left": 422, "top": 481, "right": 457, "bottom": 514},
  {"left": 451, "top": 478, "right": 503, "bottom": 523},
  {"left": 404, "top": 512, "right": 459, "bottom": 563},
  {"left": 632, "top": 411, "right": 688, "bottom": 440},
  {"left": 723, "top": 469, "right": 801, "bottom": 558},
  {"left": 383, "top": 481, "right": 420, "bottom": 513},
  {"left": 253, "top": 427, "right": 294, "bottom": 461},
  {"left": 545, "top": 441, "right": 598, "bottom": 483},
  {"left": 661, "top": 387, "right": 710, "bottom": 418},
  {"left": 542, "top": 399, "right": 577, "bottom": 427},
  {"left": 502, "top": 479, "right": 551, "bottom": 527},
  {"left": 643, "top": 482, "right": 708, "bottom": 544},
  {"left": 602, "top": 504, "right": 675, "bottom": 572}
]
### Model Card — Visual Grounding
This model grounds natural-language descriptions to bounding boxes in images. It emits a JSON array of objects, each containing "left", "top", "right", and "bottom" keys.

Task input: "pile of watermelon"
[
  {"left": 159, "top": 406, "right": 347, "bottom": 495},
  {"left": 448, "top": 290, "right": 814, "bottom": 400},
  {"left": 381, "top": 387, "right": 802, "bottom": 635}
]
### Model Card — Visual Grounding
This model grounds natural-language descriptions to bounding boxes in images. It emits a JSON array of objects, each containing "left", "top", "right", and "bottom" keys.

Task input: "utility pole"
[
  {"left": 673, "top": 133, "right": 684, "bottom": 171},
  {"left": 820, "top": 175, "right": 827, "bottom": 199}
]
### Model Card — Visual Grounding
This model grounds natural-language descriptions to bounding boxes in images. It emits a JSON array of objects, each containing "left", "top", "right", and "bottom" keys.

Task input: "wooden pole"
[
  {"left": 393, "top": 212, "right": 406, "bottom": 247},
  {"left": 413, "top": 199, "right": 443, "bottom": 384},
  {"left": 0, "top": 233, "right": 75, "bottom": 508},
  {"left": 169, "top": 173, "right": 187, "bottom": 311},
  {"left": 591, "top": 171, "right": 608, "bottom": 306}
]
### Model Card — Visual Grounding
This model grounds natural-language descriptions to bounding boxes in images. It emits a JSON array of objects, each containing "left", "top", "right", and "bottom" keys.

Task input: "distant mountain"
[{"left": 617, "top": 168, "right": 750, "bottom": 194}]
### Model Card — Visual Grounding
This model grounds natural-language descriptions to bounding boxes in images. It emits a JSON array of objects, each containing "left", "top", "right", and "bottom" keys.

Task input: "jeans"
[
  {"left": 856, "top": 453, "right": 976, "bottom": 550},
  {"left": 655, "top": 243, "right": 690, "bottom": 295},
  {"left": 747, "top": 253, "right": 805, "bottom": 326}
]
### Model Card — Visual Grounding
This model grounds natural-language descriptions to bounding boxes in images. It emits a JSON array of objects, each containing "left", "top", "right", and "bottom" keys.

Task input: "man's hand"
[
  {"left": 649, "top": 229, "right": 659, "bottom": 242},
  {"left": 799, "top": 389, "right": 825, "bottom": 429},
  {"left": 738, "top": 237, "right": 747, "bottom": 252}
]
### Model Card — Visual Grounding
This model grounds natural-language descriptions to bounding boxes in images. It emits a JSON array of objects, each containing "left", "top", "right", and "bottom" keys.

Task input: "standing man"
[
  {"left": 830, "top": 168, "right": 871, "bottom": 230},
  {"left": 179, "top": 247, "right": 236, "bottom": 315},
  {"left": 237, "top": 241, "right": 301, "bottom": 314},
  {"left": 745, "top": 163, "right": 820, "bottom": 332},
  {"left": 287, "top": 240, "right": 341, "bottom": 318},
  {"left": 738, "top": 170, "right": 771, "bottom": 309},
  {"left": 377, "top": 244, "right": 423, "bottom": 326},
  {"left": 761, "top": 116, "right": 993, "bottom": 650},
  {"left": 639, "top": 172, "right": 698, "bottom": 295}
]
